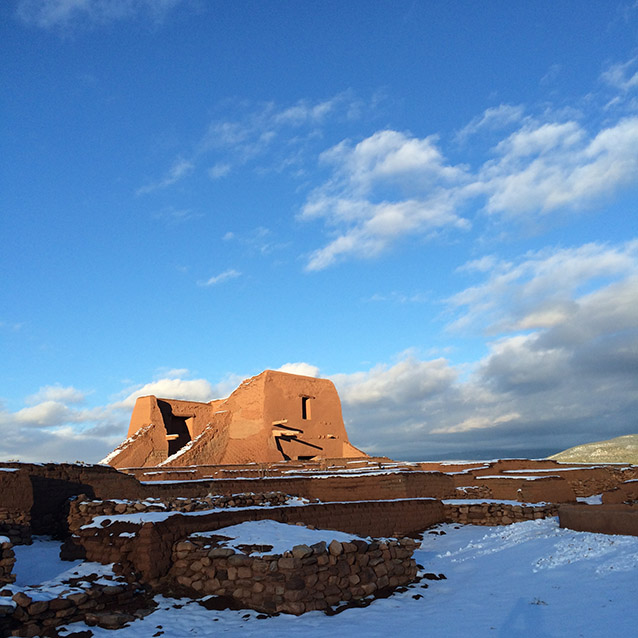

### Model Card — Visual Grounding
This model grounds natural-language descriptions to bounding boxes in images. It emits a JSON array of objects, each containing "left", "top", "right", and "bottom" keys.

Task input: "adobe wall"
[
  {"left": 168, "top": 535, "right": 418, "bottom": 615},
  {"left": 602, "top": 480, "right": 638, "bottom": 504},
  {"left": 108, "top": 370, "right": 368, "bottom": 469},
  {"left": 558, "top": 504, "right": 638, "bottom": 537},
  {"left": 472, "top": 476, "right": 576, "bottom": 503},
  {"left": 0, "top": 463, "right": 140, "bottom": 539},
  {"left": 443, "top": 502, "right": 558, "bottom": 526},
  {"left": 76, "top": 499, "right": 446, "bottom": 582}
]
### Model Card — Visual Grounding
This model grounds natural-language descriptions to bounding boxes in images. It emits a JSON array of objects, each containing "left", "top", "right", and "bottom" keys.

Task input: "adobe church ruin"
[{"left": 105, "top": 370, "right": 367, "bottom": 468}]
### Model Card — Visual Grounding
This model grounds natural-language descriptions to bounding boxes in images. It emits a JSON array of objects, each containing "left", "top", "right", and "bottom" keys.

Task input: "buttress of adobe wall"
[{"left": 161, "top": 412, "right": 232, "bottom": 467}]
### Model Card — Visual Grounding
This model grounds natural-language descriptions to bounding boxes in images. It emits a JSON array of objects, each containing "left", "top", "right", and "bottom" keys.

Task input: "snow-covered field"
[{"left": 9, "top": 518, "right": 638, "bottom": 637}]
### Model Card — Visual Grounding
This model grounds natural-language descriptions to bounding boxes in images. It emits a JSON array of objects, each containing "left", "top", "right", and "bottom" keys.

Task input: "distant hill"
[{"left": 548, "top": 434, "right": 638, "bottom": 464}]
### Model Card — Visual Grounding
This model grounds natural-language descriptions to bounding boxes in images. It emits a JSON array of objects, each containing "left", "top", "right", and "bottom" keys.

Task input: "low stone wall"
[
  {"left": 0, "top": 470, "right": 34, "bottom": 545},
  {"left": 168, "top": 535, "right": 418, "bottom": 615},
  {"left": 67, "top": 492, "right": 294, "bottom": 533},
  {"left": 6, "top": 577, "right": 152, "bottom": 637},
  {"left": 76, "top": 499, "right": 445, "bottom": 582},
  {"left": 0, "top": 510, "right": 31, "bottom": 546},
  {"left": 558, "top": 503, "right": 638, "bottom": 537},
  {"left": 0, "top": 537, "right": 15, "bottom": 585},
  {"left": 443, "top": 502, "right": 558, "bottom": 525},
  {"left": 449, "top": 485, "right": 493, "bottom": 499}
]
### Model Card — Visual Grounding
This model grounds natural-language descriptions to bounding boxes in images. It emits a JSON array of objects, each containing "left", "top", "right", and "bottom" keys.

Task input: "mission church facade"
[{"left": 105, "top": 370, "right": 367, "bottom": 469}]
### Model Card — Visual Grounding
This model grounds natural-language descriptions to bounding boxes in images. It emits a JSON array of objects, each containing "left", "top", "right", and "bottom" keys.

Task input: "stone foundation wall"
[
  {"left": 167, "top": 536, "right": 418, "bottom": 615},
  {"left": 76, "top": 499, "right": 445, "bottom": 582},
  {"left": 444, "top": 502, "right": 558, "bottom": 525},
  {"left": 67, "top": 492, "right": 294, "bottom": 533},
  {"left": 0, "top": 537, "right": 15, "bottom": 585},
  {"left": 0, "top": 470, "right": 34, "bottom": 545},
  {"left": 0, "top": 510, "right": 31, "bottom": 546},
  {"left": 5, "top": 577, "right": 151, "bottom": 637}
]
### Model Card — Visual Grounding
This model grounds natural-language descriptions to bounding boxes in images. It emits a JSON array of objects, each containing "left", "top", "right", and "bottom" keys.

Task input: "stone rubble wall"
[
  {"left": 0, "top": 537, "right": 15, "bottom": 585},
  {"left": 0, "top": 470, "right": 34, "bottom": 545},
  {"left": 5, "top": 577, "right": 151, "bottom": 637},
  {"left": 0, "top": 511, "right": 31, "bottom": 546},
  {"left": 67, "top": 492, "right": 295, "bottom": 533},
  {"left": 443, "top": 502, "right": 558, "bottom": 526},
  {"left": 75, "top": 499, "right": 446, "bottom": 582},
  {"left": 167, "top": 536, "right": 418, "bottom": 615}
]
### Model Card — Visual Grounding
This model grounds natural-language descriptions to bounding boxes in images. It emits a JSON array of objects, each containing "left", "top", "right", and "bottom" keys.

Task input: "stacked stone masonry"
[
  {"left": 167, "top": 535, "right": 418, "bottom": 615},
  {"left": 444, "top": 502, "right": 558, "bottom": 526},
  {"left": 0, "top": 511, "right": 30, "bottom": 547},
  {"left": 0, "top": 538, "right": 15, "bottom": 586},
  {"left": 74, "top": 499, "right": 445, "bottom": 581},
  {"left": 3, "top": 575, "right": 152, "bottom": 637},
  {"left": 67, "top": 492, "right": 296, "bottom": 534}
]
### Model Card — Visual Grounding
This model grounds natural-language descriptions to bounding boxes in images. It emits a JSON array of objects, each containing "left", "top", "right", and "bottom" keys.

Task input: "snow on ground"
[
  {"left": 11, "top": 537, "right": 83, "bottom": 588},
  {"left": 34, "top": 517, "right": 635, "bottom": 638},
  {"left": 190, "top": 519, "right": 366, "bottom": 554}
]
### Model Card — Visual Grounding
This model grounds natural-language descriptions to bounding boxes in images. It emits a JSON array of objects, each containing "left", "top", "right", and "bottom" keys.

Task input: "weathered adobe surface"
[
  {"left": 168, "top": 535, "right": 418, "bottom": 616},
  {"left": 107, "top": 370, "right": 367, "bottom": 469},
  {"left": 558, "top": 503, "right": 638, "bottom": 536},
  {"left": 602, "top": 480, "right": 638, "bottom": 504},
  {"left": 3, "top": 459, "right": 637, "bottom": 546}
]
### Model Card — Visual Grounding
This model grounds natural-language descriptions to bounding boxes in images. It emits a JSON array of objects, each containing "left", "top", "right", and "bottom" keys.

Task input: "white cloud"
[
  {"left": 276, "top": 363, "right": 321, "bottom": 378},
  {"left": 197, "top": 269, "right": 241, "bottom": 287},
  {"left": 137, "top": 157, "right": 194, "bottom": 195},
  {"left": 208, "top": 162, "right": 232, "bottom": 179},
  {"left": 455, "top": 104, "right": 525, "bottom": 142},
  {"left": 481, "top": 117, "right": 638, "bottom": 216},
  {"left": 1, "top": 241, "right": 636, "bottom": 462},
  {"left": 301, "top": 130, "right": 471, "bottom": 270},
  {"left": 16, "top": 0, "right": 185, "bottom": 29},
  {"left": 332, "top": 357, "right": 457, "bottom": 406},
  {"left": 601, "top": 57, "right": 638, "bottom": 92},
  {"left": 301, "top": 68, "right": 638, "bottom": 269},
  {"left": 25, "top": 384, "right": 86, "bottom": 406},
  {"left": 447, "top": 241, "right": 638, "bottom": 334},
  {"left": 117, "top": 377, "right": 216, "bottom": 409}
]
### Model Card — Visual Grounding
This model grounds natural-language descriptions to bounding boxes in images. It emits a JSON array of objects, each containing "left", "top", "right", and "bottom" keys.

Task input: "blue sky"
[{"left": 1, "top": 0, "right": 637, "bottom": 463}]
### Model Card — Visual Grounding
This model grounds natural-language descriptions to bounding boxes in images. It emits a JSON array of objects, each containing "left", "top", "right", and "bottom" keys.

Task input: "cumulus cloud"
[
  {"left": 447, "top": 241, "right": 638, "bottom": 334},
  {"left": 276, "top": 362, "right": 321, "bottom": 378},
  {"left": 333, "top": 240, "right": 638, "bottom": 459},
  {"left": 301, "top": 63, "right": 638, "bottom": 269},
  {"left": 116, "top": 377, "right": 216, "bottom": 409},
  {"left": 25, "top": 384, "right": 86, "bottom": 406},
  {"left": 2, "top": 238, "right": 636, "bottom": 463},
  {"left": 0, "top": 372, "right": 221, "bottom": 463},
  {"left": 15, "top": 0, "right": 185, "bottom": 29}
]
